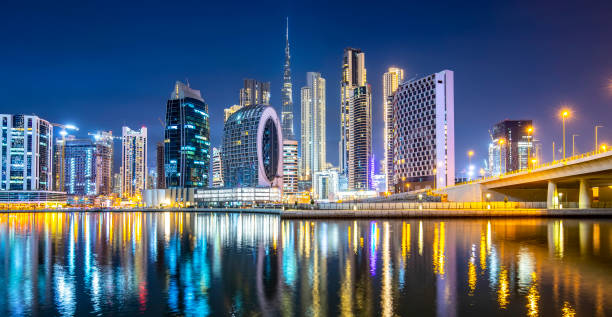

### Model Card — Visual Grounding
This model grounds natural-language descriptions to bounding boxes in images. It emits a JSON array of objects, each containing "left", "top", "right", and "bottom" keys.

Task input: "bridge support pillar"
[
  {"left": 547, "top": 181, "right": 558, "bottom": 209},
  {"left": 579, "top": 179, "right": 591, "bottom": 209}
]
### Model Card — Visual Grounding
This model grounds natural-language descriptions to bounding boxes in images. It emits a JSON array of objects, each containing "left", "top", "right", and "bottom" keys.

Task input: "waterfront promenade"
[{"left": 3, "top": 206, "right": 612, "bottom": 218}]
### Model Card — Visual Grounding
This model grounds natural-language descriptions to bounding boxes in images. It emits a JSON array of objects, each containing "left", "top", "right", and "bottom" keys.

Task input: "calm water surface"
[{"left": 0, "top": 212, "right": 610, "bottom": 316}]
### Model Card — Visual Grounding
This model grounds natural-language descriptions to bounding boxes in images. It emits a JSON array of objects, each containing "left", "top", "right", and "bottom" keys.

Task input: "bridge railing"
[{"left": 452, "top": 147, "right": 612, "bottom": 188}]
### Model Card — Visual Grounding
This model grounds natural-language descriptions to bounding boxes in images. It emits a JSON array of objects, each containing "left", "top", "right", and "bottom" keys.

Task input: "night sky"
[{"left": 1, "top": 0, "right": 611, "bottom": 177}]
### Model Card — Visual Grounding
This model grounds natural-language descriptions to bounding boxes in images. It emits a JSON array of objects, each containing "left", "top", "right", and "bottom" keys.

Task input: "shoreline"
[{"left": 2, "top": 208, "right": 612, "bottom": 219}]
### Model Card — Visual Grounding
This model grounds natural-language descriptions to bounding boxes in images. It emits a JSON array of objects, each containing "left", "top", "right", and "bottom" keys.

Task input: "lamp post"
[
  {"left": 595, "top": 125, "right": 604, "bottom": 152},
  {"left": 433, "top": 168, "right": 437, "bottom": 190},
  {"left": 572, "top": 134, "right": 579, "bottom": 157},
  {"left": 526, "top": 126, "right": 533, "bottom": 169},
  {"left": 467, "top": 150, "right": 474, "bottom": 180},
  {"left": 561, "top": 110, "right": 569, "bottom": 159}
]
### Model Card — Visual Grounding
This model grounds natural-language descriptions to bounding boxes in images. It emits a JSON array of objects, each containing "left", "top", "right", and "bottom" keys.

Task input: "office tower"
[
  {"left": 348, "top": 85, "right": 373, "bottom": 190},
  {"left": 392, "top": 70, "right": 455, "bottom": 192},
  {"left": 112, "top": 172, "right": 121, "bottom": 194},
  {"left": 223, "top": 105, "right": 283, "bottom": 188},
  {"left": 165, "top": 81, "right": 211, "bottom": 188},
  {"left": 240, "top": 79, "right": 270, "bottom": 107},
  {"left": 92, "top": 131, "right": 114, "bottom": 195},
  {"left": 300, "top": 72, "right": 326, "bottom": 180},
  {"left": 281, "top": 17, "right": 295, "bottom": 140},
  {"left": 282, "top": 139, "right": 298, "bottom": 195},
  {"left": 63, "top": 138, "right": 106, "bottom": 196},
  {"left": 212, "top": 147, "right": 224, "bottom": 188},
  {"left": 488, "top": 120, "right": 533, "bottom": 175},
  {"left": 121, "top": 126, "right": 147, "bottom": 198},
  {"left": 147, "top": 169, "right": 157, "bottom": 189},
  {"left": 224, "top": 105, "right": 242, "bottom": 122},
  {"left": 383, "top": 67, "right": 404, "bottom": 193},
  {"left": 53, "top": 138, "right": 65, "bottom": 191},
  {"left": 313, "top": 169, "right": 339, "bottom": 201},
  {"left": 0, "top": 114, "right": 53, "bottom": 191},
  {"left": 156, "top": 141, "right": 165, "bottom": 189},
  {"left": 340, "top": 47, "right": 366, "bottom": 176}
]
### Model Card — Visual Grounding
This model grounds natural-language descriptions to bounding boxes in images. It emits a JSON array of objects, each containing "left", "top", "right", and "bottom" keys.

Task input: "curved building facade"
[{"left": 222, "top": 105, "right": 283, "bottom": 189}]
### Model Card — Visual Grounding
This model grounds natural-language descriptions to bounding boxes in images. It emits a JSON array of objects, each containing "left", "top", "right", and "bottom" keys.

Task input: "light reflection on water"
[{"left": 0, "top": 213, "right": 610, "bottom": 316}]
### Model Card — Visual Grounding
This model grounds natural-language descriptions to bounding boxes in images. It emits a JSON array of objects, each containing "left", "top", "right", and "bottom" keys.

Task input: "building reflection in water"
[{"left": 0, "top": 213, "right": 610, "bottom": 316}]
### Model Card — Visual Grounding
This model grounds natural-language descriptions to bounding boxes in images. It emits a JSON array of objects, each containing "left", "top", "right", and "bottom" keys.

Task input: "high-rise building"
[
  {"left": 488, "top": 120, "right": 533, "bottom": 175},
  {"left": 53, "top": 137, "right": 66, "bottom": 191},
  {"left": 392, "top": 70, "right": 455, "bottom": 192},
  {"left": 300, "top": 72, "right": 326, "bottom": 180},
  {"left": 121, "top": 126, "right": 147, "bottom": 198},
  {"left": 313, "top": 169, "right": 339, "bottom": 202},
  {"left": 156, "top": 141, "right": 165, "bottom": 189},
  {"left": 282, "top": 139, "right": 298, "bottom": 195},
  {"left": 63, "top": 134, "right": 113, "bottom": 196},
  {"left": 383, "top": 67, "right": 404, "bottom": 193},
  {"left": 112, "top": 172, "right": 121, "bottom": 194},
  {"left": 240, "top": 79, "right": 270, "bottom": 107},
  {"left": 340, "top": 47, "right": 366, "bottom": 176},
  {"left": 0, "top": 114, "right": 53, "bottom": 191},
  {"left": 212, "top": 147, "right": 224, "bottom": 188},
  {"left": 222, "top": 105, "right": 283, "bottom": 189},
  {"left": 224, "top": 105, "right": 242, "bottom": 122},
  {"left": 281, "top": 17, "right": 295, "bottom": 140},
  {"left": 92, "top": 131, "right": 114, "bottom": 195},
  {"left": 300, "top": 86, "right": 312, "bottom": 178},
  {"left": 348, "top": 85, "right": 373, "bottom": 190},
  {"left": 164, "top": 81, "right": 211, "bottom": 188}
]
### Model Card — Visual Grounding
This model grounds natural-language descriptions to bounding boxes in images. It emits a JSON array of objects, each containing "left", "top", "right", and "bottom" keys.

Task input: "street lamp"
[
  {"left": 526, "top": 126, "right": 533, "bottom": 168},
  {"left": 467, "top": 150, "right": 474, "bottom": 180},
  {"left": 561, "top": 110, "right": 570, "bottom": 159},
  {"left": 572, "top": 134, "right": 579, "bottom": 157},
  {"left": 595, "top": 125, "right": 604, "bottom": 152},
  {"left": 602, "top": 144, "right": 608, "bottom": 152},
  {"left": 433, "top": 167, "right": 437, "bottom": 190}
]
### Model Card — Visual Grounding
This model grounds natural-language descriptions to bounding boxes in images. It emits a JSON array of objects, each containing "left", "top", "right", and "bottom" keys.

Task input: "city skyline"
[{"left": 1, "top": 1, "right": 612, "bottom": 176}]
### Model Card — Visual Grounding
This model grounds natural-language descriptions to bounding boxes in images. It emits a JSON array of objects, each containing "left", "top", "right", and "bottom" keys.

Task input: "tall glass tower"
[
  {"left": 281, "top": 17, "right": 295, "bottom": 140},
  {"left": 164, "top": 81, "right": 211, "bottom": 188}
]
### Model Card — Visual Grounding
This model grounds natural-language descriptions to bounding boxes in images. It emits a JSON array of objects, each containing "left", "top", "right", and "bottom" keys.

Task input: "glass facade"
[
  {"left": 0, "top": 114, "right": 53, "bottom": 191},
  {"left": 223, "top": 105, "right": 283, "bottom": 189},
  {"left": 164, "top": 81, "right": 210, "bottom": 188}
]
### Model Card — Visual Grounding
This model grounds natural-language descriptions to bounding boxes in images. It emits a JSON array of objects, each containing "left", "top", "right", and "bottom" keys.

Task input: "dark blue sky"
[{"left": 1, "top": 0, "right": 611, "bottom": 177}]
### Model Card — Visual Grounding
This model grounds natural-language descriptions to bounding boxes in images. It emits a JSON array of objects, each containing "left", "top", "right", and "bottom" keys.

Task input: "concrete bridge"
[{"left": 440, "top": 150, "right": 612, "bottom": 209}]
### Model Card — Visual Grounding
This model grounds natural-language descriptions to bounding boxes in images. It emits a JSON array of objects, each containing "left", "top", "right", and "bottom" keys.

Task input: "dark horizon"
[{"left": 1, "top": 0, "right": 611, "bottom": 177}]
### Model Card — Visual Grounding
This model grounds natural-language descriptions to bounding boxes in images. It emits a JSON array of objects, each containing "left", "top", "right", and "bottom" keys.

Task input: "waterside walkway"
[{"left": 3, "top": 207, "right": 612, "bottom": 218}]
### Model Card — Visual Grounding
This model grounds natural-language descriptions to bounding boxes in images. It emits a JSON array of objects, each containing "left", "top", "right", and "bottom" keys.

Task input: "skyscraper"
[
  {"left": 383, "top": 67, "right": 404, "bottom": 193},
  {"left": 300, "top": 72, "right": 326, "bottom": 180},
  {"left": 121, "top": 126, "right": 147, "bottom": 198},
  {"left": 282, "top": 139, "right": 298, "bottom": 196},
  {"left": 223, "top": 105, "right": 283, "bottom": 189},
  {"left": 156, "top": 141, "right": 165, "bottom": 189},
  {"left": 348, "top": 85, "right": 373, "bottom": 190},
  {"left": 240, "top": 79, "right": 270, "bottom": 107},
  {"left": 211, "top": 147, "right": 223, "bottom": 188},
  {"left": 92, "top": 131, "right": 114, "bottom": 195},
  {"left": 164, "top": 81, "right": 211, "bottom": 188},
  {"left": 488, "top": 120, "right": 533, "bottom": 175},
  {"left": 281, "top": 17, "right": 295, "bottom": 140},
  {"left": 0, "top": 114, "right": 53, "bottom": 191},
  {"left": 392, "top": 70, "right": 455, "bottom": 192},
  {"left": 340, "top": 48, "right": 366, "bottom": 176},
  {"left": 63, "top": 139, "right": 100, "bottom": 196}
]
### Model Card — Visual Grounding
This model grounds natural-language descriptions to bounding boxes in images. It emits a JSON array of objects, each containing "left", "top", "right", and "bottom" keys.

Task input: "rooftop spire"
[{"left": 281, "top": 16, "right": 295, "bottom": 140}]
